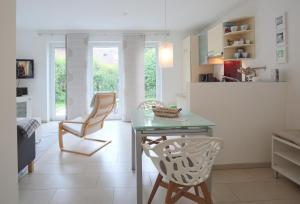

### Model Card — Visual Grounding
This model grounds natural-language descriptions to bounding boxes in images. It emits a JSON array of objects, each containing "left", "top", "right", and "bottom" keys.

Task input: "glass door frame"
[
  {"left": 49, "top": 42, "right": 66, "bottom": 121},
  {"left": 88, "top": 42, "right": 123, "bottom": 120}
]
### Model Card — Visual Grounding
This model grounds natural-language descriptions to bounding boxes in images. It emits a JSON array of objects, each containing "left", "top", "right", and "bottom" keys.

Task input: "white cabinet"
[
  {"left": 182, "top": 35, "right": 214, "bottom": 86},
  {"left": 207, "top": 23, "right": 223, "bottom": 57},
  {"left": 198, "top": 32, "right": 208, "bottom": 65},
  {"left": 16, "top": 96, "right": 32, "bottom": 118}
]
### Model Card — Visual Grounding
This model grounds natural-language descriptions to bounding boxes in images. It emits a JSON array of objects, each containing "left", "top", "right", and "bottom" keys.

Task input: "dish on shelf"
[
  {"left": 240, "top": 24, "right": 249, "bottom": 31},
  {"left": 231, "top": 26, "right": 238, "bottom": 32}
]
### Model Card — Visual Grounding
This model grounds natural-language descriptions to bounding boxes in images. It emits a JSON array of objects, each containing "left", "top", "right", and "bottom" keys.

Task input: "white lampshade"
[{"left": 159, "top": 42, "right": 173, "bottom": 68}]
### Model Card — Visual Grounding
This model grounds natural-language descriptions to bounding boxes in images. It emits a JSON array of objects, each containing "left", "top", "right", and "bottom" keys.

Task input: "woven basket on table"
[{"left": 152, "top": 107, "right": 182, "bottom": 118}]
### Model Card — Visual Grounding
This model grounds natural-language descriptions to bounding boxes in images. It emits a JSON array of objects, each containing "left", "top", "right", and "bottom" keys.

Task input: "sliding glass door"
[
  {"left": 90, "top": 43, "right": 122, "bottom": 119},
  {"left": 50, "top": 43, "right": 66, "bottom": 121}
]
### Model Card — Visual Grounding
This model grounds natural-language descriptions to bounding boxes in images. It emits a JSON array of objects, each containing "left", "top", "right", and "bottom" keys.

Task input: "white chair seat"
[{"left": 62, "top": 117, "right": 84, "bottom": 136}]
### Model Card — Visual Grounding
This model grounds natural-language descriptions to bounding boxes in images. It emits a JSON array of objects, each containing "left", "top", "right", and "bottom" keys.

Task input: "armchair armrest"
[{"left": 60, "top": 120, "right": 87, "bottom": 125}]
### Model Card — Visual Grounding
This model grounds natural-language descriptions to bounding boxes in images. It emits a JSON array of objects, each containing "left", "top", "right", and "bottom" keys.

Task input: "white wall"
[
  {"left": 0, "top": 0, "right": 19, "bottom": 203},
  {"left": 203, "top": 0, "right": 300, "bottom": 129},
  {"left": 160, "top": 32, "right": 184, "bottom": 105},
  {"left": 16, "top": 32, "right": 64, "bottom": 121},
  {"left": 16, "top": 31, "right": 184, "bottom": 120}
]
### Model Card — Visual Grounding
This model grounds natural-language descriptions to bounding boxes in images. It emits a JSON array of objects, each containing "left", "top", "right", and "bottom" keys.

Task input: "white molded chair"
[
  {"left": 59, "top": 92, "right": 116, "bottom": 156},
  {"left": 143, "top": 136, "right": 223, "bottom": 204},
  {"left": 138, "top": 100, "right": 167, "bottom": 145}
]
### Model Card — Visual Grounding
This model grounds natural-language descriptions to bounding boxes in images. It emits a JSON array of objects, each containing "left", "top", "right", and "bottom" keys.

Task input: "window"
[
  {"left": 90, "top": 43, "right": 121, "bottom": 119},
  {"left": 50, "top": 44, "right": 66, "bottom": 120},
  {"left": 144, "top": 44, "right": 161, "bottom": 101}
]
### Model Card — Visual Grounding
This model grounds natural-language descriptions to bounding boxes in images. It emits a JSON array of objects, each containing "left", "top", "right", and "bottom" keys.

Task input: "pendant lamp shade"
[{"left": 159, "top": 41, "right": 173, "bottom": 68}]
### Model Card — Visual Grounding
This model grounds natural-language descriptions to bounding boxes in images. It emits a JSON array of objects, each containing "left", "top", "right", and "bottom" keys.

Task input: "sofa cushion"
[{"left": 273, "top": 130, "right": 300, "bottom": 146}]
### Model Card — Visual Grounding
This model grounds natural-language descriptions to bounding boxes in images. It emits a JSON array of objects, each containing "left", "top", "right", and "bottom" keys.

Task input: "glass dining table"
[{"left": 131, "top": 110, "right": 216, "bottom": 204}]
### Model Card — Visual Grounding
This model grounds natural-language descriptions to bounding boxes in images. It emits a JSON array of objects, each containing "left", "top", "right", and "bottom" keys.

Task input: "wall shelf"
[
  {"left": 224, "top": 30, "right": 253, "bottom": 37},
  {"left": 224, "top": 44, "right": 255, "bottom": 49},
  {"left": 223, "top": 17, "right": 255, "bottom": 60}
]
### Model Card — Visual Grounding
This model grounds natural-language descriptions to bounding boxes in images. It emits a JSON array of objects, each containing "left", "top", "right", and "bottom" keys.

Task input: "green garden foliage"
[
  {"left": 144, "top": 48, "right": 157, "bottom": 100},
  {"left": 55, "top": 56, "right": 66, "bottom": 110}
]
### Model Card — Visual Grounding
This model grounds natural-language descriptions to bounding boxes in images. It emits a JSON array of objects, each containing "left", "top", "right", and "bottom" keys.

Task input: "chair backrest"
[
  {"left": 143, "top": 137, "right": 223, "bottom": 186},
  {"left": 82, "top": 92, "right": 116, "bottom": 135},
  {"left": 137, "top": 100, "right": 165, "bottom": 111}
]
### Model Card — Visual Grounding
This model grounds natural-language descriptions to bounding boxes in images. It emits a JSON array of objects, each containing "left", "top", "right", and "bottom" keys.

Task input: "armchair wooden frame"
[{"left": 59, "top": 92, "right": 116, "bottom": 156}]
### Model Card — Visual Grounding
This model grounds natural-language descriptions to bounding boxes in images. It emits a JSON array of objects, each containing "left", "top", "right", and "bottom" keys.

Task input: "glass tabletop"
[{"left": 131, "top": 110, "right": 216, "bottom": 130}]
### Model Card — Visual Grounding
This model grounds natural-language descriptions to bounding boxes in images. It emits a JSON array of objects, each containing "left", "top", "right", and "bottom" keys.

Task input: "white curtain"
[
  {"left": 66, "top": 33, "right": 89, "bottom": 120},
  {"left": 122, "top": 34, "right": 145, "bottom": 121}
]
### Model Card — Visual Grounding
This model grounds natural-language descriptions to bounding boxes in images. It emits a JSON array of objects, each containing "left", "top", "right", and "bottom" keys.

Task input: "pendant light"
[{"left": 159, "top": 0, "right": 173, "bottom": 68}]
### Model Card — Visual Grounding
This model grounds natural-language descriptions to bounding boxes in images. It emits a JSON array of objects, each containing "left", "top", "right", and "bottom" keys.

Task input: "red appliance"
[{"left": 224, "top": 61, "right": 242, "bottom": 81}]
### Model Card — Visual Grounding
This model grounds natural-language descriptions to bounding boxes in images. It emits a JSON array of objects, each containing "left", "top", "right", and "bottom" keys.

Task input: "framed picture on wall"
[
  {"left": 276, "top": 46, "right": 287, "bottom": 64},
  {"left": 275, "top": 13, "right": 286, "bottom": 30},
  {"left": 276, "top": 29, "right": 286, "bottom": 47},
  {"left": 275, "top": 12, "right": 288, "bottom": 64}
]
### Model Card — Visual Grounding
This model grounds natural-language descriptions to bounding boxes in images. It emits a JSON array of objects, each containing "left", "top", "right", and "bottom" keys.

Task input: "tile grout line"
[{"left": 47, "top": 189, "right": 58, "bottom": 204}]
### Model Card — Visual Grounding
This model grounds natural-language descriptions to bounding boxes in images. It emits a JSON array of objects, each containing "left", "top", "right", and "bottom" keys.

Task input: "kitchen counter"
[{"left": 180, "top": 82, "right": 288, "bottom": 166}]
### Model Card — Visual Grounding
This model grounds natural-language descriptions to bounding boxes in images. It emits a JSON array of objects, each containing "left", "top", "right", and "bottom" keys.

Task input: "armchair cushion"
[{"left": 62, "top": 117, "right": 85, "bottom": 136}]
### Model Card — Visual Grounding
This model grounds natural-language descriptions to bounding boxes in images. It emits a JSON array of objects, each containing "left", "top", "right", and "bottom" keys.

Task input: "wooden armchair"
[{"left": 59, "top": 92, "right": 116, "bottom": 156}]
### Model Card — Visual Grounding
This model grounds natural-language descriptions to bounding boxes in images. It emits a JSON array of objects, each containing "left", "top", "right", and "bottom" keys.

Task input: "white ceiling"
[{"left": 17, "top": 0, "right": 245, "bottom": 31}]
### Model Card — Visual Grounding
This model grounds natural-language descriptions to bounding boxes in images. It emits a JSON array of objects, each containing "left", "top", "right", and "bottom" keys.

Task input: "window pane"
[
  {"left": 144, "top": 48, "right": 157, "bottom": 100},
  {"left": 92, "top": 47, "right": 120, "bottom": 118},
  {"left": 54, "top": 48, "right": 66, "bottom": 117},
  {"left": 93, "top": 47, "right": 119, "bottom": 93}
]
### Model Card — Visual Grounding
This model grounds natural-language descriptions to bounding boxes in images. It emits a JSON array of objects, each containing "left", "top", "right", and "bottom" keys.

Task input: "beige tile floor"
[{"left": 18, "top": 121, "right": 300, "bottom": 204}]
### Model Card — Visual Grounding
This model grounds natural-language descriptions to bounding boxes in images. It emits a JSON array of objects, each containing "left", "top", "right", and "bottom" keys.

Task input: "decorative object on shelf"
[
  {"left": 240, "top": 24, "right": 249, "bottom": 31},
  {"left": 234, "top": 48, "right": 248, "bottom": 59},
  {"left": 159, "top": 0, "right": 173, "bottom": 68},
  {"left": 242, "top": 52, "right": 248, "bottom": 58},
  {"left": 270, "top": 68, "right": 280, "bottom": 82},
  {"left": 224, "top": 22, "right": 236, "bottom": 33},
  {"left": 152, "top": 106, "right": 182, "bottom": 118},
  {"left": 231, "top": 25, "right": 238, "bottom": 32},
  {"left": 275, "top": 12, "right": 288, "bottom": 64}
]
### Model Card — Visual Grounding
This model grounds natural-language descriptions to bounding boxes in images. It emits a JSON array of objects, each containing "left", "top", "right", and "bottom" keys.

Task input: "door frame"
[
  {"left": 88, "top": 42, "right": 123, "bottom": 120},
  {"left": 49, "top": 42, "right": 66, "bottom": 121}
]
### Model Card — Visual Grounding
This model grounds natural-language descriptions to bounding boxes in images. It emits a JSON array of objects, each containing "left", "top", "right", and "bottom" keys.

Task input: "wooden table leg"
[{"left": 28, "top": 161, "right": 34, "bottom": 173}]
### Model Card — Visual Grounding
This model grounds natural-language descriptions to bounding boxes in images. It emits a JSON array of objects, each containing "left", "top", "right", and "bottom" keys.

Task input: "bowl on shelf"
[
  {"left": 240, "top": 24, "right": 249, "bottom": 31},
  {"left": 242, "top": 52, "right": 249, "bottom": 58},
  {"left": 234, "top": 53, "right": 241, "bottom": 59},
  {"left": 231, "top": 26, "right": 238, "bottom": 32}
]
